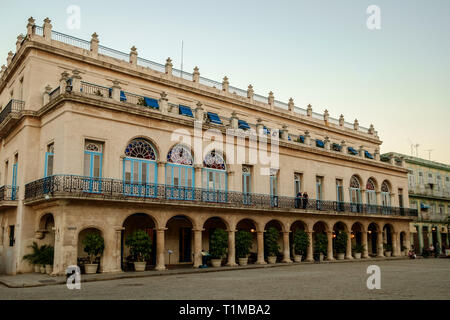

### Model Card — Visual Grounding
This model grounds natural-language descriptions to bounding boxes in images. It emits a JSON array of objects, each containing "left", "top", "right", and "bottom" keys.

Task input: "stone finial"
[
  {"left": 359, "top": 145, "right": 364, "bottom": 157},
  {"left": 7, "top": 51, "right": 14, "bottom": 66},
  {"left": 368, "top": 124, "right": 375, "bottom": 135},
  {"left": 0, "top": 65, "right": 6, "bottom": 78},
  {"left": 192, "top": 66, "right": 200, "bottom": 83},
  {"left": 16, "top": 34, "right": 25, "bottom": 52},
  {"left": 222, "top": 76, "right": 229, "bottom": 92},
  {"left": 43, "top": 18, "right": 52, "bottom": 41},
  {"left": 306, "top": 104, "right": 312, "bottom": 117},
  {"left": 268, "top": 91, "right": 274, "bottom": 106},
  {"left": 288, "top": 98, "right": 294, "bottom": 112},
  {"left": 91, "top": 32, "right": 99, "bottom": 41},
  {"left": 194, "top": 101, "right": 204, "bottom": 122},
  {"left": 43, "top": 85, "right": 53, "bottom": 105},
  {"left": 324, "top": 136, "right": 331, "bottom": 150},
  {"left": 281, "top": 124, "right": 289, "bottom": 140},
  {"left": 341, "top": 140, "right": 346, "bottom": 151},
  {"left": 110, "top": 80, "right": 121, "bottom": 101},
  {"left": 388, "top": 155, "right": 395, "bottom": 165},
  {"left": 159, "top": 91, "right": 169, "bottom": 115},
  {"left": 90, "top": 33, "right": 99, "bottom": 56},
  {"left": 165, "top": 57, "right": 173, "bottom": 75},
  {"left": 353, "top": 119, "right": 359, "bottom": 131},
  {"left": 27, "top": 17, "right": 35, "bottom": 38},
  {"left": 399, "top": 156, "right": 406, "bottom": 167},
  {"left": 256, "top": 118, "right": 264, "bottom": 135},
  {"left": 130, "top": 46, "right": 138, "bottom": 66},
  {"left": 45, "top": 84, "right": 53, "bottom": 93},
  {"left": 28, "top": 17, "right": 35, "bottom": 25},
  {"left": 247, "top": 85, "right": 254, "bottom": 101},
  {"left": 304, "top": 130, "right": 311, "bottom": 146},
  {"left": 230, "top": 111, "right": 238, "bottom": 129},
  {"left": 324, "top": 109, "right": 329, "bottom": 123},
  {"left": 339, "top": 114, "right": 344, "bottom": 126},
  {"left": 374, "top": 147, "right": 380, "bottom": 161}
]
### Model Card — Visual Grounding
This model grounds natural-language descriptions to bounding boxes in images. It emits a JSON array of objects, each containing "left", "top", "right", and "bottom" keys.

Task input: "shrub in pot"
[
  {"left": 235, "top": 230, "right": 253, "bottom": 266},
  {"left": 209, "top": 229, "right": 228, "bottom": 267},
  {"left": 293, "top": 230, "right": 309, "bottom": 262},
  {"left": 40, "top": 245, "right": 54, "bottom": 274},
  {"left": 334, "top": 231, "right": 348, "bottom": 260},
  {"left": 125, "top": 230, "right": 152, "bottom": 271},
  {"left": 352, "top": 243, "right": 365, "bottom": 259},
  {"left": 314, "top": 233, "right": 327, "bottom": 261},
  {"left": 264, "top": 227, "right": 280, "bottom": 264},
  {"left": 82, "top": 233, "right": 105, "bottom": 274},
  {"left": 23, "top": 242, "right": 41, "bottom": 273},
  {"left": 383, "top": 243, "right": 392, "bottom": 257}
]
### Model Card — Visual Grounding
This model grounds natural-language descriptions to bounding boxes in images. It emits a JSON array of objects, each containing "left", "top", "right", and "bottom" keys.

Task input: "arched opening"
[
  {"left": 349, "top": 175, "right": 362, "bottom": 212},
  {"left": 38, "top": 213, "right": 55, "bottom": 247},
  {"left": 264, "top": 220, "right": 284, "bottom": 262},
  {"left": 123, "top": 138, "right": 158, "bottom": 197},
  {"left": 351, "top": 222, "right": 364, "bottom": 257},
  {"left": 236, "top": 219, "right": 258, "bottom": 264},
  {"left": 366, "top": 178, "right": 377, "bottom": 213},
  {"left": 77, "top": 227, "right": 103, "bottom": 273},
  {"left": 368, "top": 223, "right": 379, "bottom": 256},
  {"left": 383, "top": 224, "right": 394, "bottom": 256},
  {"left": 332, "top": 222, "right": 348, "bottom": 259},
  {"left": 166, "top": 144, "right": 195, "bottom": 200},
  {"left": 313, "top": 221, "right": 328, "bottom": 259},
  {"left": 381, "top": 180, "right": 391, "bottom": 213},
  {"left": 165, "top": 215, "right": 194, "bottom": 267},
  {"left": 202, "top": 150, "right": 227, "bottom": 202},
  {"left": 203, "top": 217, "right": 228, "bottom": 262},
  {"left": 399, "top": 231, "right": 407, "bottom": 255},
  {"left": 121, "top": 213, "right": 156, "bottom": 271},
  {"left": 290, "top": 220, "right": 308, "bottom": 261}
]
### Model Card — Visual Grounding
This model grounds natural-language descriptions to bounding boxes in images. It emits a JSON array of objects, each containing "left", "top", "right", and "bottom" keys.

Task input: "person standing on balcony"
[
  {"left": 295, "top": 192, "right": 302, "bottom": 208},
  {"left": 302, "top": 192, "right": 309, "bottom": 209}
]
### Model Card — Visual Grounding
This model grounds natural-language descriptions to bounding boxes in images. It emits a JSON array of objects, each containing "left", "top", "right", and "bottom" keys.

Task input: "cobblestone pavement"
[{"left": 0, "top": 259, "right": 448, "bottom": 300}]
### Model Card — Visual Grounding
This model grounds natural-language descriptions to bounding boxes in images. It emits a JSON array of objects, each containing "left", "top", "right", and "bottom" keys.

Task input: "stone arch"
[
  {"left": 367, "top": 222, "right": 380, "bottom": 256},
  {"left": 235, "top": 218, "right": 258, "bottom": 263},
  {"left": 165, "top": 215, "right": 194, "bottom": 265},
  {"left": 202, "top": 216, "right": 230, "bottom": 231},
  {"left": 381, "top": 179, "right": 392, "bottom": 192},
  {"left": 202, "top": 217, "right": 229, "bottom": 256},
  {"left": 332, "top": 221, "right": 349, "bottom": 233},
  {"left": 77, "top": 226, "right": 104, "bottom": 273},
  {"left": 264, "top": 219, "right": 288, "bottom": 233},
  {"left": 383, "top": 223, "right": 395, "bottom": 251},
  {"left": 350, "top": 174, "right": 363, "bottom": 188},
  {"left": 164, "top": 213, "right": 198, "bottom": 231},
  {"left": 351, "top": 221, "right": 365, "bottom": 249},
  {"left": 37, "top": 213, "right": 55, "bottom": 242}
]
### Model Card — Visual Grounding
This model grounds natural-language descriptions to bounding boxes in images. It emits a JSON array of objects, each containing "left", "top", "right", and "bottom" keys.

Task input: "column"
[
  {"left": 362, "top": 230, "right": 369, "bottom": 258},
  {"left": 326, "top": 231, "right": 334, "bottom": 261},
  {"left": 282, "top": 231, "right": 292, "bottom": 263},
  {"left": 436, "top": 229, "right": 442, "bottom": 253},
  {"left": 194, "top": 165, "right": 202, "bottom": 189},
  {"left": 306, "top": 231, "right": 314, "bottom": 262},
  {"left": 417, "top": 225, "right": 423, "bottom": 253},
  {"left": 226, "top": 229, "right": 237, "bottom": 267},
  {"left": 392, "top": 232, "right": 399, "bottom": 257},
  {"left": 193, "top": 229, "right": 203, "bottom": 268},
  {"left": 157, "top": 161, "right": 166, "bottom": 185},
  {"left": 346, "top": 232, "right": 353, "bottom": 259},
  {"left": 405, "top": 231, "right": 411, "bottom": 252},
  {"left": 377, "top": 231, "right": 384, "bottom": 257},
  {"left": 256, "top": 231, "right": 266, "bottom": 264},
  {"left": 114, "top": 227, "right": 124, "bottom": 272},
  {"left": 155, "top": 228, "right": 166, "bottom": 271}
]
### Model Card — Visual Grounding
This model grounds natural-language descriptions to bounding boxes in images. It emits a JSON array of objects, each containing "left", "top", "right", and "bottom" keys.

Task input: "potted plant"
[
  {"left": 94, "top": 89, "right": 104, "bottom": 97},
  {"left": 41, "top": 245, "right": 54, "bottom": 274},
  {"left": 209, "top": 229, "right": 228, "bottom": 267},
  {"left": 293, "top": 230, "right": 309, "bottom": 262},
  {"left": 125, "top": 230, "right": 152, "bottom": 271},
  {"left": 23, "top": 242, "right": 41, "bottom": 273},
  {"left": 235, "top": 230, "right": 253, "bottom": 266},
  {"left": 383, "top": 243, "right": 392, "bottom": 257},
  {"left": 334, "top": 231, "right": 348, "bottom": 260},
  {"left": 353, "top": 243, "right": 365, "bottom": 259},
  {"left": 314, "top": 233, "right": 328, "bottom": 261},
  {"left": 82, "top": 233, "right": 105, "bottom": 274},
  {"left": 264, "top": 227, "right": 280, "bottom": 264}
]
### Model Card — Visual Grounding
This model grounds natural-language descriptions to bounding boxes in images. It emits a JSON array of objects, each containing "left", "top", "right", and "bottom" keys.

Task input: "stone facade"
[{"left": 0, "top": 18, "right": 416, "bottom": 275}]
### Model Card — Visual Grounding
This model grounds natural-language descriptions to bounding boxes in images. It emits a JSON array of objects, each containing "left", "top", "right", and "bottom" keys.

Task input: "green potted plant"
[
  {"left": 94, "top": 89, "right": 104, "bottom": 97},
  {"left": 334, "top": 231, "right": 348, "bottom": 260},
  {"left": 23, "top": 242, "right": 43, "bottom": 273},
  {"left": 125, "top": 230, "right": 152, "bottom": 271},
  {"left": 352, "top": 243, "right": 365, "bottom": 259},
  {"left": 293, "top": 230, "right": 309, "bottom": 262},
  {"left": 314, "top": 233, "right": 328, "bottom": 261},
  {"left": 209, "top": 229, "right": 228, "bottom": 267},
  {"left": 264, "top": 227, "right": 280, "bottom": 264},
  {"left": 82, "top": 233, "right": 105, "bottom": 274},
  {"left": 41, "top": 245, "right": 54, "bottom": 274},
  {"left": 383, "top": 243, "right": 392, "bottom": 257},
  {"left": 235, "top": 230, "right": 253, "bottom": 266}
]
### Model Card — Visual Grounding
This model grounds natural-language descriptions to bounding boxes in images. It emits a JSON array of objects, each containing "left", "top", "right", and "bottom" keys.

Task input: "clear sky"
[{"left": 1, "top": 0, "right": 449, "bottom": 163}]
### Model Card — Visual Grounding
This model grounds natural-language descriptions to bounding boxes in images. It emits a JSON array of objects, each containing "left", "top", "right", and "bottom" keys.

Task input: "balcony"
[
  {"left": 0, "top": 185, "right": 19, "bottom": 207},
  {"left": 24, "top": 175, "right": 417, "bottom": 218},
  {"left": 0, "top": 99, "right": 25, "bottom": 136},
  {"left": 409, "top": 186, "right": 450, "bottom": 200}
]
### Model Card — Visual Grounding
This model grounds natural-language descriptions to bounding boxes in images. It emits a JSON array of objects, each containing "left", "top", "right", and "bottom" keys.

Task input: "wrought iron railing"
[
  {"left": 0, "top": 99, "right": 25, "bottom": 124},
  {"left": 24, "top": 174, "right": 418, "bottom": 217},
  {"left": 0, "top": 185, "right": 19, "bottom": 201}
]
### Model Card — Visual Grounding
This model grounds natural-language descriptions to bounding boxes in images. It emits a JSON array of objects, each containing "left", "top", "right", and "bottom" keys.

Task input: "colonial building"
[
  {"left": 0, "top": 17, "right": 417, "bottom": 275},
  {"left": 382, "top": 152, "right": 449, "bottom": 254}
]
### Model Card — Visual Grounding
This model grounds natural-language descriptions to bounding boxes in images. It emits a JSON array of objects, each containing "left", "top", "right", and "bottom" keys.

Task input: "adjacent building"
[
  {"left": 382, "top": 152, "right": 450, "bottom": 254},
  {"left": 0, "top": 18, "right": 417, "bottom": 275}
]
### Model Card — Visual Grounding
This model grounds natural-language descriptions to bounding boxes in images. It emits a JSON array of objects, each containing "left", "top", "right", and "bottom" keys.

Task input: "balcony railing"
[
  {"left": 0, "top": 185, "right": 19, "bottom": 201},
  {"left": 24, "top": 175, "right": 418, "bottom": 217},
  {"left": 0, "top": 99, "right": 25, "bottom": 124}
]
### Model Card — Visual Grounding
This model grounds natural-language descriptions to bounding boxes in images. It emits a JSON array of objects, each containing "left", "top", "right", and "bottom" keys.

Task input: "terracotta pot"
[
  {"left": 238, "top": 257, "right": 248, "bottom": 266},
  {"left": 385, "top": 251, "right": 392, "bottom": 257},
  {"left": 45, "top": 264, "right": 53, "bottom": 274},
  {"left": 211, "top": 259, "right": 222, "bottom": 267},
  {"left": 293, "top": 254, "right": 302, "bottom": 262},
  {"left": 40, "top": 265, "right": 46, "bottom": 273},
  {"left": 267, "top": 256, "right": 277, "bottom": 264},
  {"left": 354, "top": 252, "right": 362, "bottom": 259},
  {"left": 34, "top": 265, "right": 41, "bottom": 273},
  {"left": 134, "top": 261, "right": 146, "bottom": 271},
  {"left": 337, "top": 253, "right": 345, "bottom": 260},
  {"left": 84, "top": 264, "right": 98, "bottom": 274}
]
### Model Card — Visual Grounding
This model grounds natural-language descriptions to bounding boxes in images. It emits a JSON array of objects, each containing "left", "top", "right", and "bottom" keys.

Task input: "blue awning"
[
  {"left": 348, "top": 147, "right": 358, "bottom": 155},
  {"left": 179, "top": 105, "right": 194, "bottom": 117},
  {"left": 420, "top": 203, "right": 430, "bottom": 210},
  {"left": 120, "top": 91, "right": 127, "bottom": 102},
  {"left": 207, "top": 112, "right": 222, "bottom": 125},
  {"left": 238, "top": 120, "right": 250, "bottom": 130},
  {"left": 364, "top": 150, "right": 374, "bottom": 159},
  {"left": 298, "top": 135, "right": 305, "bottom": 143},
  {"left": 332, "top": 143, "right": 342, "bottom": 151},
  {"left": 316, "top": 139, "right": 324, "bottom": 148},
  {"left": 144, "top": 97, "right": 159, "bottom": 109}
]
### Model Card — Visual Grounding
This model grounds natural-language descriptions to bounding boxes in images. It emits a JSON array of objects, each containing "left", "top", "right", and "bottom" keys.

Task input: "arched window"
[
  {"left": 123, "top": 138, "right": 157, "bottom": 197},
  {"left": 202, "top": 150, "right": 227, "bottom": 202},
  {"left": 349, "top": 175, "right": 362, "bottom": 212},
  {"left": 381, "top": 181, "right": 391, "bottom": 209},
  {"left": 166, "top": 145, "right": 194, "bottom": 200},
  {"left": 366, "top": 178, "right": 377, "bottom": 212}
]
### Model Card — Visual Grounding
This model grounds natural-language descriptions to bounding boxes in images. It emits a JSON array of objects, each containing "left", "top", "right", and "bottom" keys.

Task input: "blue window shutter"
[
  {"left": 299, "top": 135, "right": 305, "bottom": 143},
  {"left": 120, "top": 91, "right": 127, "bottom": 102},
  {"left": 179, "top": 105, "right": 194, "bottom": 117},
  {"left": 144, "top": 97, "right": 159, "bottom": 109},
  {"left": 238, "top": 120, "right": 250, "bottom": 130},
  {"left": 207, "top": 112, "right": 222, "bottom": 124},
  {"left": 316, "top": 139, "right": 324, "bottom": 148},
  {"left": 364, "top": 151, "right": 374, "bottom": 159}
]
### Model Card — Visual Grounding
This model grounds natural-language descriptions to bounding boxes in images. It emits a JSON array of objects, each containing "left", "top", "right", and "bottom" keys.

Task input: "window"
[
  {"left": 316, "top": 176, "right": 323, "bottom": 209},
  {"left": 439, "top": 205, "right": 444, "bottom": 215},
  {"left": 436, "top": 175, "right": 442, "bottom": 191},
  {"left": 398, "top": 188, "right": 404, "bottom": 208},
  {"left": 45, "top": 143, "right": 54, "bottom": 177},
  {"left": 418, "top": 171, "right": 424, "bottom": 185},
  {"left": 242, "top": 165, "right": 252, "bottom": 204},
  {"left": 366, "top": 178, "right": 377, "bottom": 213},
  {"left": 206, "top": 112, "right": 222, "bottom": 125},
  {"left": 349, "top": 175, "right": 362, "bottom": 212},
  {"left": 166, "top": 144, "right": 194, "bottom": 200},
  {"left": 83, "top": 141, "right": 103, "bottom": 193},
  {"left": 270, "top": 169, "right": 279, "bottom": 207},
  {"left": 381, "top": 181, "right": 391, "bottom": 210},
  {"left": 4, "top": 161, "right": 8, "bottom": 186},
  {"left": 294, "top": 173, "right": 302, "bottom": 196},
  {"left": 408, "top": 170, "right": 415, "bottom": 188},
  {"left": 446, "top": 176, "right": 450, "bottom": 190},
  {"left": 428, "top": 172, "right": 433, "bottom": 184},
  {"left": 12, "top": 154, "right": 18, "bottom": 200},
  {"left": 9, "top": 225, "right": 15, "bottom": 247},
  {"left": 19, "top": 77, "right": 24, "bottom": 101},
  {"left": 123, "top": 139, "right": 157, "bottom": 197},
  {"left": 202, "top": 150, "right": 227, "bottom": 202},
  {"left": 336, "top": 179, "right": 344, "bottom": 211},
  {"left": 238, "top": 120, "right": 250, "bottom": 130}
]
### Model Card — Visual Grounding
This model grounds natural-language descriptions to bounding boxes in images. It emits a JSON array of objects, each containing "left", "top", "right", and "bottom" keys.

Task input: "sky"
[{"left": 1, "top": 0, "right": 449, "bottom": 163}]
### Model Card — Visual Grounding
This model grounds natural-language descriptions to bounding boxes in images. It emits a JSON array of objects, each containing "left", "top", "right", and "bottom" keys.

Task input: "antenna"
[
  {"left": 415, "top": 144, "right": 420, "bottom": 157},
  {"left": 424, "top": 149, "right": 433, "bottom": 161},
  {"left": 180, "top": 40, "right": 184, "bottom": 79}
]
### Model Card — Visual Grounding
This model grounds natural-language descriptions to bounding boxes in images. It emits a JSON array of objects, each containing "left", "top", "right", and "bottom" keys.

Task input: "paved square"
[{"left": 0, "top": 259, "right": 449, "bottom": 300}]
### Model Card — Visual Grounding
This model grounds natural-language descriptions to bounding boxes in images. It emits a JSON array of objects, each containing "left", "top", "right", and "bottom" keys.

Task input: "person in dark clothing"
[
  {"left": 295, "top": 192, "right": 302, "bottom": 208},
  {"left": 302, "top": 192, "right": 309, "bottom": 209}
]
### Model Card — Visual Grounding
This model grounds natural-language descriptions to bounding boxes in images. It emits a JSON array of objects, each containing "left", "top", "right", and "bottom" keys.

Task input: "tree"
[
  {"left": 293, "top": 230, "right": 310, "bottom": 255},
  {"left": 235, "top": 230, "right": 253, "bottom": 258},
  {"left": 209, "top": 229, "right": 228, "bottom": 259},
  {"left": 264, "top": 227, "right": 280, "bottom": 257},
  {"left": 125, "top": 230, "right": 152, "bottom": 262},
  {"left": 82, "top": 233, "right": 105, "bottom": 264}
]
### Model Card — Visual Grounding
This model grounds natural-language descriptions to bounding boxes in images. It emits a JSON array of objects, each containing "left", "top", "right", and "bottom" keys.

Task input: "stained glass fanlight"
[
  {"left": 366, "top": 178, "right": 376, "bottom": 191},
  {"left": 125, "top": 138, "right": 156, "bottom": 160},
  {"left": 381, "top": 181, "right": 390, "bottom": 193},
  {"left": 203, "top": 149, "right": 225, "bottom": 170},
  {"left": 167, "top": 144, "right": 193, "bottom": 165},
  {"left": 350, "top": 175, "right": 360, "bottom": 188}
]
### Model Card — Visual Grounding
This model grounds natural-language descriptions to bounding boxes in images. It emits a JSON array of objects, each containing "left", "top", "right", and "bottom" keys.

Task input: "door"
[
  {"left": 350, "top": 188, "right": 361, "bottom": 213},
  {"left": 11, "top": 163, "right": 17, "bottom": 200},
  {"left": 166, "top": 164, "right": 194, "bottom": 200},
  {"left": 123, "top": 159, "right": 157, "bottom": 197},
  {"left": 242, "top": 171, "right": 251, "bottom": 204},
  {"left": 83, "top": 151, "right": 102, "bottom": 193},
  {"left": 179, "top": 228, "right": 192, "bottom": 263}
]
